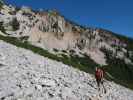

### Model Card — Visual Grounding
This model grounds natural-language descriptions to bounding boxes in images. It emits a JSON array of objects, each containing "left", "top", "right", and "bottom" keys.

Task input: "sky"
[{"left": 5, "top": 0, "right": 133, "bottom": 38}]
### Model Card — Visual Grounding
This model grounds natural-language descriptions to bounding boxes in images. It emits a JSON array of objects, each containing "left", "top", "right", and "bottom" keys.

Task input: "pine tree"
[
  {"left": 0, "top": 0, "right": 4, "bottom": 5},
  {"left": 11, "top": 18, "right": 20, "bottom": 31},
  {"left": 0, "top": 0, "right": 4, "bottom": 9}
]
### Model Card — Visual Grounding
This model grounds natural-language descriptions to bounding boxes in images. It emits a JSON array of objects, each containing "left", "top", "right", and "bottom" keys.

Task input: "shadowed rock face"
[
  {"left": 0, "top": 40, "right": 133, "bottom": 100},
  {"left": 0, "top": 4, "right": 133, "bottom": 65}
]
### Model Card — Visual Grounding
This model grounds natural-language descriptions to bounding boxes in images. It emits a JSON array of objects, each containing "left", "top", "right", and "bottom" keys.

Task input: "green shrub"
[
  {"left": 0, "top": 0, "right": 4, "bottom": 9},
  {"left": 19, "top": 36, "right": 29, "bottom": 41},
  {"left": 53, "top": 48, "right": 59, "bottom": 52},
  {"left": 11, "top": 18, "right": 20, "bottom": 31},
  {"left": 0, "top": 22, "right": 6, "bottom": 33},
  {"left": 62, "top": 50, "right": 67, "bottom": 53}
]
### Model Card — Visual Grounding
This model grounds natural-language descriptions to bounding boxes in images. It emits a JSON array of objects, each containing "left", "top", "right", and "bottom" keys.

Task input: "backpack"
[{"left": 95, "top": 68, "right": 104, "bottom": 80}]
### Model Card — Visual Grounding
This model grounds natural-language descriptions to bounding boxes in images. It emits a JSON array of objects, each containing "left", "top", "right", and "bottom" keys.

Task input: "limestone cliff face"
[{"left": 0, "top": 4, "right": 132, "bottom": 65}]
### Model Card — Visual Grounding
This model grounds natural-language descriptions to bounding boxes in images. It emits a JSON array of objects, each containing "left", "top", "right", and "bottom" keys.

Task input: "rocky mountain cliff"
[
  {"left": 0, "top": 4, "right": 132, "bottom": 64},
  {"left": 0, "top": 1, "right": 133, "bottom": 90}
]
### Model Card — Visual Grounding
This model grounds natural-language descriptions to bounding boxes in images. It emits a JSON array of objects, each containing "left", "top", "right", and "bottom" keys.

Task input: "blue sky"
[{"left": 5, "top": 0, "right": 133, "bottom": 37}]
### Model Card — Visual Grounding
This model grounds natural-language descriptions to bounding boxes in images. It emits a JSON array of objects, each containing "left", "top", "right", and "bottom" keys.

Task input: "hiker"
[{"left": 95, "top": 67, "right": 106, "bottom": 93}]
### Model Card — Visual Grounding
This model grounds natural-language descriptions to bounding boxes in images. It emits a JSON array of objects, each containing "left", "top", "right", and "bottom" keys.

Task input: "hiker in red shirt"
[{"left": 95, "top": 67, "right": 106, "bottom": 93}]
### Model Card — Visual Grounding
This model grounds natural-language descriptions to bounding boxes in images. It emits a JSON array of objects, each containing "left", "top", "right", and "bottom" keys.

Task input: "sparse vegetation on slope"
[
  {"left": 101, "top": 47, "right": 133, "bottom": 89},
  {"left": 0, "top": 33, "right": 133, "bottom": 89},
  {"left": 0, "top": 34, "right": 97, "bottom": 74}
]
